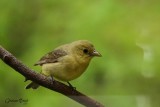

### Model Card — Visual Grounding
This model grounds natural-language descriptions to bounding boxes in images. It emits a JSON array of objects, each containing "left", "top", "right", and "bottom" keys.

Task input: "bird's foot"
[
  {"left": 67, "top": 82, "right": 76, "bottom": 90},
  {"left": 50, "top": 76, "right": 55, "bottom": 85}
]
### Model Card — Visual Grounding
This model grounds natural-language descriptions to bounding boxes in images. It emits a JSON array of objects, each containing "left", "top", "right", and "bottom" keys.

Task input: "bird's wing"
[{"left": 34, "top": 49, "right": 67, "bottom": 66}]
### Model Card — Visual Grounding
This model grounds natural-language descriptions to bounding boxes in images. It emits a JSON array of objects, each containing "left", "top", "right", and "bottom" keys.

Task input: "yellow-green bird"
[{"left": 26, "top": 40, "right": 101, "bottom": 89}]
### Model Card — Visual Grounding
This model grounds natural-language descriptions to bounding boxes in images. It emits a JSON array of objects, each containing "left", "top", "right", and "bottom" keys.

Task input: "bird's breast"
[{"left": 41, "top": 55, "right": 90, "bottom": 81}]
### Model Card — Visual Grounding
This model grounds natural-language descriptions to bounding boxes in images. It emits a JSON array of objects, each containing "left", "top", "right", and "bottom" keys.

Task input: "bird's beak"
[{"left": 91, "top": 50, "right": 102, "bottom": 57}]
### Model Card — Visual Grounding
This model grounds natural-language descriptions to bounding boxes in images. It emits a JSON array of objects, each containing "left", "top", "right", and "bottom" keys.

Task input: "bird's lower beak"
[{"left": 91, "top": 50, "right": 102, "bottom": 57}]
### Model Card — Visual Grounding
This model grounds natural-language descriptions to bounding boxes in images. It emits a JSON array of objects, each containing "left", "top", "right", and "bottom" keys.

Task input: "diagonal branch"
[{"left": 0, "top": 45, "right": 104, "bottom": 107}]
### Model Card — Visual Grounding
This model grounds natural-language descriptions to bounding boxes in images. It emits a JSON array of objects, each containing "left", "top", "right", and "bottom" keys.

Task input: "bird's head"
[{"left": 70, "top": 40, "right": 101, "bottom": 63}]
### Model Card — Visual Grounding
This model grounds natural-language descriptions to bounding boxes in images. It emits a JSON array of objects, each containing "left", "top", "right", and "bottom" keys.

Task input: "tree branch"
[{"left": 0, "top": 45, "right": 104, "bottom": 107}]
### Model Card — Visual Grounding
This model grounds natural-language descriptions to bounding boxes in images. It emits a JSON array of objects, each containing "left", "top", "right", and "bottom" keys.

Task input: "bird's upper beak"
[{"left": 91, "top": 50, "right": 102, "bottom": 57}]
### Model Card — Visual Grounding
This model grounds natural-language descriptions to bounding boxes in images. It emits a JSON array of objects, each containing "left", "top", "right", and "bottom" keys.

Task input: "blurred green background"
[{"left": 0, "top": 0, "right": 160, "bottom": 107}]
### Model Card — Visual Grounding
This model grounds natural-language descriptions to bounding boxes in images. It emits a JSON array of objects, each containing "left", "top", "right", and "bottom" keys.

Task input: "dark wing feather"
[{"left": 34, "top": 49, "right": 67, "bottom": 66}]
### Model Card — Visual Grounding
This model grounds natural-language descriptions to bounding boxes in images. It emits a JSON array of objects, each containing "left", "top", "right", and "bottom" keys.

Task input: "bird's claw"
[{"left": 67, "top": 82, "right": 76, "bottom": 90}]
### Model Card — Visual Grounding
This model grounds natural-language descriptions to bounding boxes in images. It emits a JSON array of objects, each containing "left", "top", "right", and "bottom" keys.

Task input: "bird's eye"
[{"left": 83, "top": 49, "right": 88, "bottom": 54}]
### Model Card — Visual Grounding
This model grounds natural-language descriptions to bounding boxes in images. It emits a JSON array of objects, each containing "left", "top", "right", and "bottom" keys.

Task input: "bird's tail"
[{"left": 25, "top": 82, "right": 39, "bottom": 89}]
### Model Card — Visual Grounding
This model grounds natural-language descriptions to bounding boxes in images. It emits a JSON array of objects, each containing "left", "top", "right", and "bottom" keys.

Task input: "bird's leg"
[
  {"left": 50, "top": 75, "right": 55, "bottom": 84},
  {"left": 67, "top": 82, "right": 76, "bottom": 90}
]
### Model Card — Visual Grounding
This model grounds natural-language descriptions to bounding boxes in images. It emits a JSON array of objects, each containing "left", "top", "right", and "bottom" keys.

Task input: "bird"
[{"left": 26, "top": 40, "right": 101, "bottom": 89}]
